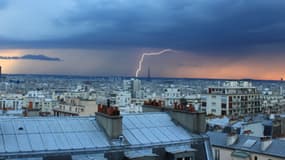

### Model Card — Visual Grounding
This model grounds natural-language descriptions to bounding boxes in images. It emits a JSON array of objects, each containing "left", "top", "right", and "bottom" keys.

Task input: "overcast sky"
[{"left": 0, "top": 0, "right": 285, "bottom": 79}]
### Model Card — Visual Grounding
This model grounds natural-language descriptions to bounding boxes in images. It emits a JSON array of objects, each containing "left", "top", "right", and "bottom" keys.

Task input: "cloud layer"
[
  {"left": 0, "top": 0, "right": 284, "bottom": 54},
  {"left": 0, "top": 54, "right": 62, "bottom": 61},
  {"left": 0, "top": 1, "right": 284, "bottom": 79}
]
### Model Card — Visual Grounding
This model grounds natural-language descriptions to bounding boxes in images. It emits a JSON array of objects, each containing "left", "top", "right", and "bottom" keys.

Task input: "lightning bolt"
[{"left": 135, "top": 49, "right": 172, "bottom": 77}]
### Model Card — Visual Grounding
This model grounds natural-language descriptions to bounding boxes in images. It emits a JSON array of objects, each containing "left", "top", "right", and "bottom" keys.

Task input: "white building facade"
[
  {"left": 162, "top": 87, "right": 182, "bottom": 106},
  {"left": 202, "top": 81, "right": 261, "bottom": 116}
]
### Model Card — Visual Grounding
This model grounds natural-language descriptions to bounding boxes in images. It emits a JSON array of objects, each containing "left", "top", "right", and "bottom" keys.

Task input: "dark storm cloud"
[
  {"left": 1, "top": 0, "right": 285, "bottom": 54},
  {"left": 0, "top": 54, "right": 62, "bottom": 61},
  {"left": 0, "top": 0, "right": 8, "bottom": 9}
]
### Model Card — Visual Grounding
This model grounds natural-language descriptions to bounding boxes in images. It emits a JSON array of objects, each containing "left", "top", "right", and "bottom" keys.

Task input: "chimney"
[
  {"left": 260, "top": 136, "right": 272, "bottom": 151},
  {"left": 170, "top": 109, "right": 206, "bottom": 133},
  {"left": 226, "top": 132, "right": 238, "bottom": 146},
  {"left": 142, "top": 99, "right": 165, "bottom": 112},
  {"left": 142, "top": 101, "right": 206, "bottom": 133},
  {"left": 96, "top": 104, "right": 122, "bottom": 139}
]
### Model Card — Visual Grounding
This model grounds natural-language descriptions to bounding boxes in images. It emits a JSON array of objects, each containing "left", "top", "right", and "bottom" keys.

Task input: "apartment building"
[
  {"left": 163, "top": 87, "right": 182, "bottom": 106},
  {"left": 261, "top": 88, "right": 285, "bottom": 114},
  {"left": 202, "top": 81, "right": 261, "bottom": 116},
  {"left": 123, "top": 78, "right": 142, "bottom": 99},
  {"left": 53, "top": 97, "right": 97, "bottom": 116},
  {"left": 108, "top": 91, "right": 132, "bottom": 107},
  {"left": 0, "top": 94, "right": 23, "bottom": 111},
  {"left": 208, "top": 131, "right": 285, "bottom": 160},
  {"left": 23, "top": 91, "right": 58, "bottom": 116}
]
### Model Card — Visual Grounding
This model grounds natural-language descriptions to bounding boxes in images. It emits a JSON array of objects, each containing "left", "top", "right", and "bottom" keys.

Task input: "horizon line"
[{"left": 1, "top": 73, "right": 283, "bottom": 82}]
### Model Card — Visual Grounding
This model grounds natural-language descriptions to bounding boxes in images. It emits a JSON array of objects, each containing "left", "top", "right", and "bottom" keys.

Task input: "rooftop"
[
  {"left": 207, "top": 131, "right": 285, "bottom": 158},
  {"left": 0, "top": 112, "right": 203, "bottom": 158}
]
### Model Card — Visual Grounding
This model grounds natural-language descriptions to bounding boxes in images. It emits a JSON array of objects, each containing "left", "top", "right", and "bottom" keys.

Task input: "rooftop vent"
[
  {"left": 260, "top": 136, "right": 272, "bottom": 151},
  {"left": 226, "top": 132, "right": 238, "bottom": 146}
]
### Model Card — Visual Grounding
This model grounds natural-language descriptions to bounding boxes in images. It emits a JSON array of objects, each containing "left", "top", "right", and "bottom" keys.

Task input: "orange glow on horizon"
[
  {"left": 0, "top": 49, "right": 283, "bottom": 80},
  {"left": 0, "top": 50, "right": 24, "bottom": 74},
  {"left": 170, "top": 64, "right": 284, "bottom": 80},
  {"left": 158, "top": 51, "right": 285, "bottom": 80}
]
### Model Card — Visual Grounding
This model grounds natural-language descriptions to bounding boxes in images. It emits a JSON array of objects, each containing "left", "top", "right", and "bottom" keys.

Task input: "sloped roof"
[
  {"left": 0, "top": 112, "right": 198, "bottom": 158},
  {"left": 207, "top": 131, "right": 285, "bottom": 158},
  {"left": 123, "top": 113, "right": 193, "bottom": 146},
  {"left": 0, "top": 117, "right": 109, "bottom": 155}
]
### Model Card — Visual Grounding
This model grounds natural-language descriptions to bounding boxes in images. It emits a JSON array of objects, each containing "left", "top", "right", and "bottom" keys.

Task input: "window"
[
  {"left": 254, "top": 156, "right": 258, "bottom": 160},
  {"left": 176, "top": 158, "right": 183, "bottom": 160},
  {"left": 184, "top": 157, "right": 191, "bottom": 160},
  {"left": 214, "top": 149, "right": 220, "bottom": 160}
]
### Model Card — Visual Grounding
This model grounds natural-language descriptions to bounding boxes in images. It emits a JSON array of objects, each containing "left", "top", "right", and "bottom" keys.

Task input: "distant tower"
[
  {"left": 147, "top": 66, "right": 151, "bottom": 81},
  {"left": 131, "top": 79, "right": 141, "bottom": 98}
]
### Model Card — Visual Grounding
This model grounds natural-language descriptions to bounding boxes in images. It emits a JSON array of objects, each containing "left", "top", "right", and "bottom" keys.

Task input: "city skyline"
[{"left": 0, "top": 0, "right": 285, "bottom": 80}]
